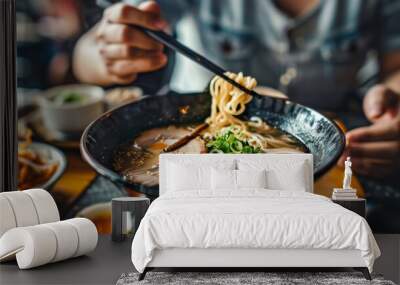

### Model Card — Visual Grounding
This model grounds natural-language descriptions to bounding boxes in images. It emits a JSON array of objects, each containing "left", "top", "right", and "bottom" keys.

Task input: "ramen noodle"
[{"left": 205, "top": 72, "right": 297, "bottom": 152}]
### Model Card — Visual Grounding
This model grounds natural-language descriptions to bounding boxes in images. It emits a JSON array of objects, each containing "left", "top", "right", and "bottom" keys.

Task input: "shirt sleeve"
[
  {"left": 78, "top": 1, "right": 105, "bottom": 30},
  {"left": 378, "top": 0, "right": 400, "bottom": 54}
]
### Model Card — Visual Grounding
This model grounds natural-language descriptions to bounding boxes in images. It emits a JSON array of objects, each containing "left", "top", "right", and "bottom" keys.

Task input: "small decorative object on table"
[
  {"left": 112, "top": 197, "right": 150, "bottom": 242},
  {"left": 332, "top": 157, "right": 358, "bottom": 200},
  {"left": 332, "top": 157, "right": 366, "bottom": 217}
]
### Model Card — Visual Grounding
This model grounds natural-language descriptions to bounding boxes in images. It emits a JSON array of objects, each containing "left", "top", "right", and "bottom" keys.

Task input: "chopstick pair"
[
  {"left": 136, "top": 26, "right": 263, "bottom": 99},
  {"left": 135, "top": 26, "right": 260, "bottom": 153},
  {"left": 163, "top": 123, "right": 208, "bottom": 153},
  {"left": 140, "top": 26, "right": 380, "bottom": 152}
]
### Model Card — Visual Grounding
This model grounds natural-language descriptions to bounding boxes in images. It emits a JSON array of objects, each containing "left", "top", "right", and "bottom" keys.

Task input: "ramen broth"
[{"left": 113, "top": 124, "right": 305, "bottom": 187}]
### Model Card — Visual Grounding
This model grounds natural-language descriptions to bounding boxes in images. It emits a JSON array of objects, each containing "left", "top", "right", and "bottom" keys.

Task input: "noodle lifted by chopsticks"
[{"left": 205, "top": 72, "right": 299, "bottom": 152}]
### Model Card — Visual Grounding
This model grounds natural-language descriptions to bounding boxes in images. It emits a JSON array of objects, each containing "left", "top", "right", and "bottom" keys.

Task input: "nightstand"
[
  {"left": 332, "top": 198, "right": 366, "bottom": 218},
  {"left": 112, "top": 197, "right": 150, "bottom": 242}
]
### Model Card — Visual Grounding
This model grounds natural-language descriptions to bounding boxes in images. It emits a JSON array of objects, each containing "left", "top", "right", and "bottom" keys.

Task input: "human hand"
[
  {"left": 338, "top": 84, "right": 400, "bottom": 180},
  {"left": 95, "top": 1, "right": 168, "bottom": 85}
]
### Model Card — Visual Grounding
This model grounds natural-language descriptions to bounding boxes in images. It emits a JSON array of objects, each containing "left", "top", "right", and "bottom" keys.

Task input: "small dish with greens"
[
  {"left": 38, "top": 84, "right": 105, "bottom": 133},
  {"left": 52, "top": 91, "right": 88, "bottom": 106}
]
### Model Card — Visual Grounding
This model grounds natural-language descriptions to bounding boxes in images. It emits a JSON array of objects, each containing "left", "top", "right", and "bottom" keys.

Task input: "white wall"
[{"left": 374, "top": 234, "right": 400, "bottom": 284}]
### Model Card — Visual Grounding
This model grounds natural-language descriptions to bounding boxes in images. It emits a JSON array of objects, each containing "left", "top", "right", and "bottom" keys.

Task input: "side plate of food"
[{"left": 19, "top": 142, "right": 67, "bottom": 190}]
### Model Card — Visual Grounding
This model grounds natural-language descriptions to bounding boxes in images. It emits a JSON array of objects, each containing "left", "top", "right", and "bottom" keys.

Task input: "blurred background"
[
  {"left": 17, "top": 0, "right": 85, "bottom": 90},
  {"left": 17, "top": 0, "right": 123, "bottom": 234},
  {"left": 15, "top": 0, "right": 400, "bottom": 234}
]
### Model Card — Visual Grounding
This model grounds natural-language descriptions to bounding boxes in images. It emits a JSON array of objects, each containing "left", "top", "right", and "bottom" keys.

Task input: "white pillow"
[
  {"left": 238, "top": 159, "right": 309, "bottom": 191},
  {"left": 211, "top": 169, "right": 267, "bottom": 190},
  {"left": 236, "top": 169, "right": 267, "bottom": 189},
  {"left": 266, "top": 162, "right": 307, "bottom": 191},
  {"left": 166, "top": 160, "right": 235, "bottom": 192},
  {"left": 211, "top": 168, "right": 236, "bottom": 190},
  {"left": 167, "top": 163, "right": 210, "bottom": 191}
]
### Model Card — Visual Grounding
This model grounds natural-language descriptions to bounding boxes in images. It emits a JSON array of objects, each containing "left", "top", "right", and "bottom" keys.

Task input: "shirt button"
[
  {"left": 280, "top": 74, "right": 291, "bottom": 86},
  {"left": 280, "top": 67, "right": 297, "bottom": 86},
  {"left": 295, "top": 37, "right": 305, "bottom": 46},
  {"left": 276, "top": 42, "right": 288, "bottom": 54},
  {"left": 321, "top": 48, "right": 332, "bottom": 60},
  {"left": 343, "top": 40, "right": 358, "bottom": 53},
  {"left": 287, "top": 67, "right": 297, "bottom": 78},
  {"left": 221, "top": 39, "right": 233, "bottom": 55}
]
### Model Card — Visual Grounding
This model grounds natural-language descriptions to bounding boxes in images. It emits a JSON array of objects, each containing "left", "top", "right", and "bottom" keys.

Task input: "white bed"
[{"left": 131, "top": 154, "right": 380, "bottom": 280}]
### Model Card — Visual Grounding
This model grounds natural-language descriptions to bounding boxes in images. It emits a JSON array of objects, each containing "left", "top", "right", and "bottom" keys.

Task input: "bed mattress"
[{"left": 131, "top": 190, "right": 380, "bottom": 273}]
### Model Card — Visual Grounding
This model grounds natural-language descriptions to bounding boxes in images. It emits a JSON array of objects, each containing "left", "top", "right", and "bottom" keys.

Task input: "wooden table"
[{"left": 50, "top": 150, "right": 97, "bottom": 214}]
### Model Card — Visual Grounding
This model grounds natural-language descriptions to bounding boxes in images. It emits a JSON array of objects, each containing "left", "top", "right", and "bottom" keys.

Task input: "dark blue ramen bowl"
[{"left": 81, "top": 91, "right": 345, "bottom": 197}]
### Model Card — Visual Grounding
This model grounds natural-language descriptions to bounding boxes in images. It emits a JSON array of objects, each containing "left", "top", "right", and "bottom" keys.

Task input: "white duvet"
[{"left": 131, "top": 190, "right": 380, "bottom": 273}]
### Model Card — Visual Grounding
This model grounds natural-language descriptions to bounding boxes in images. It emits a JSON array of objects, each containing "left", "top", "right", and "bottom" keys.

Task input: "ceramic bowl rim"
[{"left": 80, "top": 93, "right": 345, "bottom": 194}]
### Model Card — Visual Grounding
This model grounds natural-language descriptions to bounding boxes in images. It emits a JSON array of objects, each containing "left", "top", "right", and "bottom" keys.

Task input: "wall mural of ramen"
[{"left": 81, "top": 75, "right": 345, "bottom": 197}]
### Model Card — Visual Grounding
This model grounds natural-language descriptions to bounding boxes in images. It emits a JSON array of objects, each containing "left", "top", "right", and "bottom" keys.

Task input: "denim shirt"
[{"left": 98, "top": 0, "right": 400, "bottom": 111}]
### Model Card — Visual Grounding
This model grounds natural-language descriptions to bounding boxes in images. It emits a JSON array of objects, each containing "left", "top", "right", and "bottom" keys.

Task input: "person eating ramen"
[{"left": 73, "top": 0, "right": 400, "bottom": 231}]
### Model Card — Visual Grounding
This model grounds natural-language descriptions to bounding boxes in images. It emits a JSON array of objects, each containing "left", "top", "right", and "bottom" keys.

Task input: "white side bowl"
[
  {"left": 38, "top": 84, "right": 105, "bottom": 133},
  {"left": 76, "top": 202, "right": 111, "bottom": 219}
]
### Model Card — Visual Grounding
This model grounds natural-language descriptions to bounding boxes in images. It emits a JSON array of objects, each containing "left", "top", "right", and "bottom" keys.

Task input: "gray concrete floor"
[
  {"left": 0, "top": 235, "right": 133, "bottom": 285},
  {"left": 1, "top": 234, "right": 398, "bottom": 284}
]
